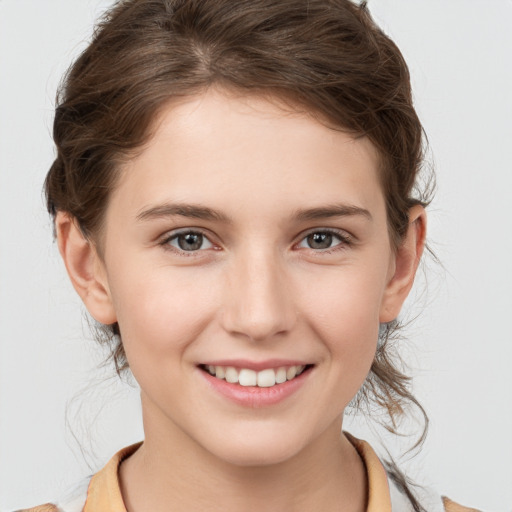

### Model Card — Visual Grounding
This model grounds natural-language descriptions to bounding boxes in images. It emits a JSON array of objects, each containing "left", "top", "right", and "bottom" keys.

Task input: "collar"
[
  {"left": 82, "top": 435, "right": 393, "bottom": 512},
  {"left": 83, "top": 442, "right": 142, "bottom": 512}
]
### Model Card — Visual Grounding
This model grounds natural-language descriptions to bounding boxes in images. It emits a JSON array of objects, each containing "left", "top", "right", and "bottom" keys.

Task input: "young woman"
[{"left": 15, "top": 1, "right": 479, "bottom": 510}]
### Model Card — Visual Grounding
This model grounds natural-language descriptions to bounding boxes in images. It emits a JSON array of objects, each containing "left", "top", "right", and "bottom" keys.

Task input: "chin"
[
  {"left": 218, "top": 445, "right": 302, "bottom": 468},
  {"left": 203, "top": 427, "right": 311, "bottom": 468}
]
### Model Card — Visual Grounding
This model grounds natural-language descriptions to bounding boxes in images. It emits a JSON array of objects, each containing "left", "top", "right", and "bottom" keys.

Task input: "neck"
[{"left": 119, "top": 400, "right": 367, "bottom": 512}]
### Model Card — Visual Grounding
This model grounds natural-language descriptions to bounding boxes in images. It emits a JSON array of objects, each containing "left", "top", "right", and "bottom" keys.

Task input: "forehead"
[{"left": 110, "top": 88, "right": 384, "bottom": 224}]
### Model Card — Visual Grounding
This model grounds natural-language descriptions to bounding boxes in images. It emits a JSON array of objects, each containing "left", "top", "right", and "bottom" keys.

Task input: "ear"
[
  {"left": 379, "top": 205, "right": 427, "bottom": 323},
  {"left": 56, "top": 212, "right": 117, "bottom": 325}
]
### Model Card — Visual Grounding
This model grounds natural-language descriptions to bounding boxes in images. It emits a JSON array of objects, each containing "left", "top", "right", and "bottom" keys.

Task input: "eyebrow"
[
  {"left": 136, "top": 203, "right": 232, "bottom": 223},
  {"left": 293, "top": 204, "right": 372, "bottom": 222},
  {"left": 136, "top": 202, "right": 372, "bottom": 223}
]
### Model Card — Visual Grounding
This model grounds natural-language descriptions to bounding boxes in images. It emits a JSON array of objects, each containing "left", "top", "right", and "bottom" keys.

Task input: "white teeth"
[
  {"left": 257, "top": 369, "right": 276, "bottom": 387},
  {"left": 205, "top": 364, "right": 308, "bottom": 387},
  {"left": 239, "top": 369, "right": 257, "bottom": 386},
  {"left": 275, "top": 367, "right": 287, "bottom": 384},
  {"left": 225, "top": 366, "right": 239, "bottom": 383},
  {"left": 286, "top": 366, "right": 297, "bottom": 380}
]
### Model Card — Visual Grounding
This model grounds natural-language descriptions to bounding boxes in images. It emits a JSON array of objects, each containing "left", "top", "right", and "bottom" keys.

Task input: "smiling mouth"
[{"left": 199, "top": 364, "right": 313, "bottom": 388}]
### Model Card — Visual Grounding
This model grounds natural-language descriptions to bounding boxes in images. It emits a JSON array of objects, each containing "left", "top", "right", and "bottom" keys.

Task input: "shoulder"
[
  {"left": 11, "top": 475, "right": 91, "bottom": 512},
  {"left": 442, "top": 496, "right": 483, "bottom": 512},
  {"left": 13, "top": 506, "right": 59, "bottom": 512},
  {"left": 10, "top": 443, "right": 140, "bottom": 512},
  {"left": 12, "top": 496, "right": 482, "bottom": 512},
  {"left": 345, "top": 432, "right": 482, "bottom": 512}
]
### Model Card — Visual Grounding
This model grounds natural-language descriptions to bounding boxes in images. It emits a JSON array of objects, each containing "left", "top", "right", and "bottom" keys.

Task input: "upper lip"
[{"left": 199, "top": 359, "right": 311, "bottom": 371}]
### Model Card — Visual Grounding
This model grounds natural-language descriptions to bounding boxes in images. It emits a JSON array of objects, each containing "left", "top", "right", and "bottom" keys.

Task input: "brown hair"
[{"left": 46, "top": 1, "right": 432, "bottom": 509}]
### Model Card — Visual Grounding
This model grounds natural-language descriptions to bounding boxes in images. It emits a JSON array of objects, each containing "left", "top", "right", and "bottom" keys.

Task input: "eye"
[
  {"left": 297, "top": 230, "right": 350, "bottom": 251},
  {"left": 165, "top": 231, "right": 214, "bottom": 252}
]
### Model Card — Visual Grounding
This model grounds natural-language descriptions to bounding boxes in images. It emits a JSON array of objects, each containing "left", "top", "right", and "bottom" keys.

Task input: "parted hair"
[{"left": 45, "top": 1, "right": 432, "bottom": 509}]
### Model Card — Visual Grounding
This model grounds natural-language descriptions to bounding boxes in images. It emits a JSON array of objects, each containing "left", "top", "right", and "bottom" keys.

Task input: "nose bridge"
[{"left": 221, "top": 244, "right": 296, "bottom": 342}]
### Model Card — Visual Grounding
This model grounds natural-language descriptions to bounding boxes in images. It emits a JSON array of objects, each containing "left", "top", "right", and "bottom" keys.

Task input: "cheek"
[
  {"left": 300, "top": 266, "right": 384, "bottom": 365},
  {"left": 109, "top": 264, "right": 220, "bottom": 358}
]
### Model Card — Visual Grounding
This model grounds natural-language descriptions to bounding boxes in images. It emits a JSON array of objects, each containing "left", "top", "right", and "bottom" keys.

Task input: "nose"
[{"left": 220, "top": 248, "right": 297, "bottom": 343}]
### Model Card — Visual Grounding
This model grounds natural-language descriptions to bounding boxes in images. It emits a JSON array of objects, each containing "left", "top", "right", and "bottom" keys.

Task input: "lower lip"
[{"left": 199, "top": 367, "right": 312, "bottom": 408}]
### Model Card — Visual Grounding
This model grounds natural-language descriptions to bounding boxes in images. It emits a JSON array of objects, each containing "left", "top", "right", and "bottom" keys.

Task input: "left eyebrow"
[
  {"left": 293, "top": 204, "right": 372, "bottom": 222},
  {"left": 136, "top": 202, "right": 232, "bottom": 223}
]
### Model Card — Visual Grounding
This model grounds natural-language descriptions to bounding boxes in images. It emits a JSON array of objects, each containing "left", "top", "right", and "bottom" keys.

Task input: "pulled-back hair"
[{"left": 45, "top": 1, "right": 432, "bottom": 509}]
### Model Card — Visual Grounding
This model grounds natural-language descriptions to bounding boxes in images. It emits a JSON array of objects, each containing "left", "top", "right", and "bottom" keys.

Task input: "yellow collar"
[{"left": 83, "top": 435, "right": 391, "bottom": 512}]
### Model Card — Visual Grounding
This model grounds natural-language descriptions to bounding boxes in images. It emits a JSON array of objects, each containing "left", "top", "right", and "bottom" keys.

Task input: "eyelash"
[
  {"left": 159, "top": 229, "right": 215, "bottom": 256},
  {"left": 159, "top": 228, "right": 353, "bottom": 256},
  {"left": 297, "top": 228, "right": 353, "bottom": 254}
]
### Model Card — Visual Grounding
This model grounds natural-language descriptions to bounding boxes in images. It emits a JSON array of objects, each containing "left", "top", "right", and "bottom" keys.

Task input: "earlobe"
[
  {"left": 379, "top": 205, "right": 427, "bottom": 323},
  {"left": 56, "top": 212, "right": 117, "bottom": 325}
]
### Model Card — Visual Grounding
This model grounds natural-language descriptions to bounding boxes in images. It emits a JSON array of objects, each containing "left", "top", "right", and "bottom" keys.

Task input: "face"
[{"left": 81, "top": 89, "right": 413, "bottom": 466}]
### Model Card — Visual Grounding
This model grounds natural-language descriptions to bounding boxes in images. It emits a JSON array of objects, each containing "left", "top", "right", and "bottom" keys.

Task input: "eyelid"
[
  {"left": 295, "top": 227, "right": 353, "bottom": 251},
  {"left": 159, "top": 228, "right": 218, "bottom": 254},
  {"left": 157, "top": 226, "right": 353, "bottom": 256}
]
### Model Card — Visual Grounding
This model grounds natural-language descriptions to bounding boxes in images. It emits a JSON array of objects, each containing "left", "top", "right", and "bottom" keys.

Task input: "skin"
[{"left": 57, "top": 88, "right": 426, "bottom": 512}]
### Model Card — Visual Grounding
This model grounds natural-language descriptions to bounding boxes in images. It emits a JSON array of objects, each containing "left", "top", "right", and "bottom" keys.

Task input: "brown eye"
[{"left": 167, "top": 231, "right": 213, "bottom": 252}]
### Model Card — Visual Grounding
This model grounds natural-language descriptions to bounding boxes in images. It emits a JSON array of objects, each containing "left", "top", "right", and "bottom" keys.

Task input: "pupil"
[
  {"left": 308, "top": 232, "right": 332, "bottom": 249},
  {"left": 178, "top": 233, "right": 202, "bottom": 251}
]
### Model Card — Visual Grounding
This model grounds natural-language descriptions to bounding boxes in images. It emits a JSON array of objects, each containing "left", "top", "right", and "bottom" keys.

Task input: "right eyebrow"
[
  {"left": 293, "top": 204, "right": 372, "bottom": 222},
  {"left": 136, "top": 202, "right": 232, "bottom": 223}
]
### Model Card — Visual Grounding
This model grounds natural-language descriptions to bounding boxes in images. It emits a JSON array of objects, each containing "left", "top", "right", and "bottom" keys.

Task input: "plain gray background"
[{"left": 1, "top": 1, "right": 511, "bottom": 510}]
